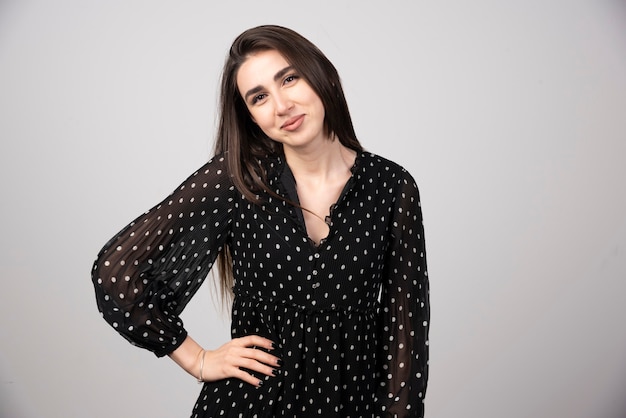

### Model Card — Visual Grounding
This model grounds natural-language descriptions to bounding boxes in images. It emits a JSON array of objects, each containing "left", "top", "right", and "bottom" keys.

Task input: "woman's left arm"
[{"left": 376, "top": 168, "right": 430, "bottom": 417}]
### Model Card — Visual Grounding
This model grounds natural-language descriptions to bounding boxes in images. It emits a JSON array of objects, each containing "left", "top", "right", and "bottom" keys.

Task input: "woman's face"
[{"left": 236, "top": 49, "right": 327, "bottom": 151}]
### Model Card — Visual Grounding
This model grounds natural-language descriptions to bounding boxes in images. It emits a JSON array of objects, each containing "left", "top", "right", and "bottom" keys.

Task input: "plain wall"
[{"left": 1, "top": 1, "right": 625, "bottom": 417}]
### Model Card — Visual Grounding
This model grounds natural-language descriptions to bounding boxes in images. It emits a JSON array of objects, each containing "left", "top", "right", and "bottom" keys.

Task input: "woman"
[{"left": 92, "top": 25, "right": 429, "bottom": 417}]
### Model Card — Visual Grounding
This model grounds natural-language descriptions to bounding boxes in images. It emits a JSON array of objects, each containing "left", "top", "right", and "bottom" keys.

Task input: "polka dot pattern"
[{"left": 92, "top": 152, "right": 429, "bottom": 417}]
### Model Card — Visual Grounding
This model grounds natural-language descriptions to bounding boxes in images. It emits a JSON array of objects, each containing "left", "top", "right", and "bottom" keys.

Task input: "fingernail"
[
  {"left": 276, "top": 359, "right": 283, "bottom": 367},
  {"left": 257, "top": 380, "right": 264, "bottom": 387},
  {"left": 271, "top": 342, "right": 277, "bottom": 350}
]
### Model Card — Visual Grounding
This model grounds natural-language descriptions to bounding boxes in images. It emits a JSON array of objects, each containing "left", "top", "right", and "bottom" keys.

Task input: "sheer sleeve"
[
  {"left": 376, "top": 168, "right": 430, "bottom": 417},
  {"left": 91, "top": 155, "right": 236, "bottom": 357}
]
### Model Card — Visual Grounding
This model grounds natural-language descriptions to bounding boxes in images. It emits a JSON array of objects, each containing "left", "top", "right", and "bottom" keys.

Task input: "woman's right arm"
[
  {"left": 91, "top": 155, "right": 236, "bottom": 357},
  {"left": 92, "top": 155, "right": 281, "bottom": 384}
]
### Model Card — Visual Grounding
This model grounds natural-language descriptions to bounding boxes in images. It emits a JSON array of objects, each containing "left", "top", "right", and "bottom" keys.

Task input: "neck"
[{"left": 283, "top": 138, "right": 355, "bottom": 182}]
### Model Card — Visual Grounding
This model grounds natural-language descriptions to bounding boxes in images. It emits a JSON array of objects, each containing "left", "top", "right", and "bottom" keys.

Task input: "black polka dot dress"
[{"left": 92, "top": 152, "right": 429, "bottom": 417}]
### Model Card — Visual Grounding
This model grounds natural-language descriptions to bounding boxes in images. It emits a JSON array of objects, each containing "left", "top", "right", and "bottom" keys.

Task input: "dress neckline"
[{"left": 274, "top": 151, "right": 362, "bottom": 249}]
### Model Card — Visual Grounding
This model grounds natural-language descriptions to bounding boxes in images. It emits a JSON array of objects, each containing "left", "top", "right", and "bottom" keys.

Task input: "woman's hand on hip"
[{"left": 202, "top": 335, "right": 280, "bottom": 387}]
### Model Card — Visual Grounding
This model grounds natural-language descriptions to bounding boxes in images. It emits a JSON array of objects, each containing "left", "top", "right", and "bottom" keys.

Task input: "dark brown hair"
[{"left": 214, "top": 25, "right": 363, "bottom": 299}]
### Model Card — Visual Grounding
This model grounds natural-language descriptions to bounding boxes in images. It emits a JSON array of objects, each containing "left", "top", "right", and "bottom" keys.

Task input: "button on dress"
[{"left": 92, "top": 151, "right": 429, "bottom": 417}]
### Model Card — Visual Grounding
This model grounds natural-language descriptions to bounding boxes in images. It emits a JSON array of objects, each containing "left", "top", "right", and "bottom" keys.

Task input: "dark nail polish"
[{"left": 276, "top": 359, "right": 283, "bottom": 367}]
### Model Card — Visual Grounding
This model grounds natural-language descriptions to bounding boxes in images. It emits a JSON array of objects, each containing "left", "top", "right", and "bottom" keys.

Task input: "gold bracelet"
[{"left": 197, "top": 350, "right": 206, "bottom": 384}]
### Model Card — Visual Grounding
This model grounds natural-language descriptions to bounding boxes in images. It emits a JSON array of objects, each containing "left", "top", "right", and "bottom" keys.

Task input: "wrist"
[
  {"left": 197, "top": 349, "right": 206, "bottom": 383},
  {"left": 168, "top": 335, "right": 205, "bottom": 379}
]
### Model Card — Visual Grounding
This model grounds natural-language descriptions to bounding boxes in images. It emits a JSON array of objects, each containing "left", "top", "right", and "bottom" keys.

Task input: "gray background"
[{"left": 1, "top": 1, "right": 626, "bottom": 417}]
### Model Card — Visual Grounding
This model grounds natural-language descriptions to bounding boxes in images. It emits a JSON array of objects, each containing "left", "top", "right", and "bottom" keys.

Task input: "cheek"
[
  {"left": 306, "top": 91, "right": 325, "bottom": 117},
  {"left": 312, "top": 97, "right": 325, "bottom": 120},
  {"left": 248, "top": 108, "right": 274, "bottom": 132}
]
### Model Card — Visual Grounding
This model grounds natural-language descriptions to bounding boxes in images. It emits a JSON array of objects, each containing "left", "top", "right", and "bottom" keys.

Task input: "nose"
[{"left": 274, "top": 91, "right": 293, "bottom": 116}]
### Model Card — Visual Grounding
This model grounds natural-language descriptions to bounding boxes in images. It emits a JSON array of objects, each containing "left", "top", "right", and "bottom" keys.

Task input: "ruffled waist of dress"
[{"left": 233, "top": 289, "right": 379, "bottom": 316}]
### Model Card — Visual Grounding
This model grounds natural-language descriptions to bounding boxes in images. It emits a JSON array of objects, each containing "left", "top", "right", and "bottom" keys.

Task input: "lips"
[{"left": 281, "top": 114, "right": 305, "bottom": 131}]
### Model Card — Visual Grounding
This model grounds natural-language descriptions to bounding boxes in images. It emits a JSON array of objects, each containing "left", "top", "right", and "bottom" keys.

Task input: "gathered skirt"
[{"left": 191, "top": 293, "right": 380, "bottom": 417}]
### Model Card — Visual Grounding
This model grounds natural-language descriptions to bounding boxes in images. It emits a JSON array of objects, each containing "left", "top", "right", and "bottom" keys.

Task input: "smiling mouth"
[{"left": 281, "top": 115, "right": 305, "bottom": 131}]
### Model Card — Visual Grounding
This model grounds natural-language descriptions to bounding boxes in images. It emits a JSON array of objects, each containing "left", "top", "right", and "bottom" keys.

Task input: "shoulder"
[
  {"left": 357, "top": 151, "right": 417, "bottom": 185},
  {"left": 356, "top": 152, "right": 422, "bottom": 208},
  {"left": 200, "top": 152, "right": 229, "bottom": 172},
  {"left": 172, "top": 152, "right": 236, "bottom": 196},
  {"left": 192, "top": 153, "right": 231, "bottom": 180}
]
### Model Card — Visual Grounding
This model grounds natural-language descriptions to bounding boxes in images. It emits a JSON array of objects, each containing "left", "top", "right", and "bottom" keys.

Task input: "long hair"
[{"left": 214, "top": 25, "right": 362, "bottom": 300}]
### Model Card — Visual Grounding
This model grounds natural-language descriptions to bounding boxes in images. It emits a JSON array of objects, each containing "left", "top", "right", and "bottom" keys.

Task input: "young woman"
[{"left": 92, "top": 25, "right": 429, "bottom": 417}]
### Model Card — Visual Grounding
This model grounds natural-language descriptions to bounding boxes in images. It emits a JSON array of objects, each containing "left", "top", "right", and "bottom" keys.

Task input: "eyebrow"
[{"left": 243, "top": 65, "right": 295, "bottom": 102}]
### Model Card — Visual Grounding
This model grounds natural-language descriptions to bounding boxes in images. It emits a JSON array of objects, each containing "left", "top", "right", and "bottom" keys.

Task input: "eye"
[
  {"left": 251, "top": 93, "right": 267, "bottom": 105},
  {"left": 283, "top": 74, "right": 299, "bottom": 85}
]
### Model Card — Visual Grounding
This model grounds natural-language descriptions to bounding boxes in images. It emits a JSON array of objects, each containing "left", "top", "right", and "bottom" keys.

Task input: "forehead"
[{"left": 236, "top": 49, "right": 290, "bottom": 92}]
